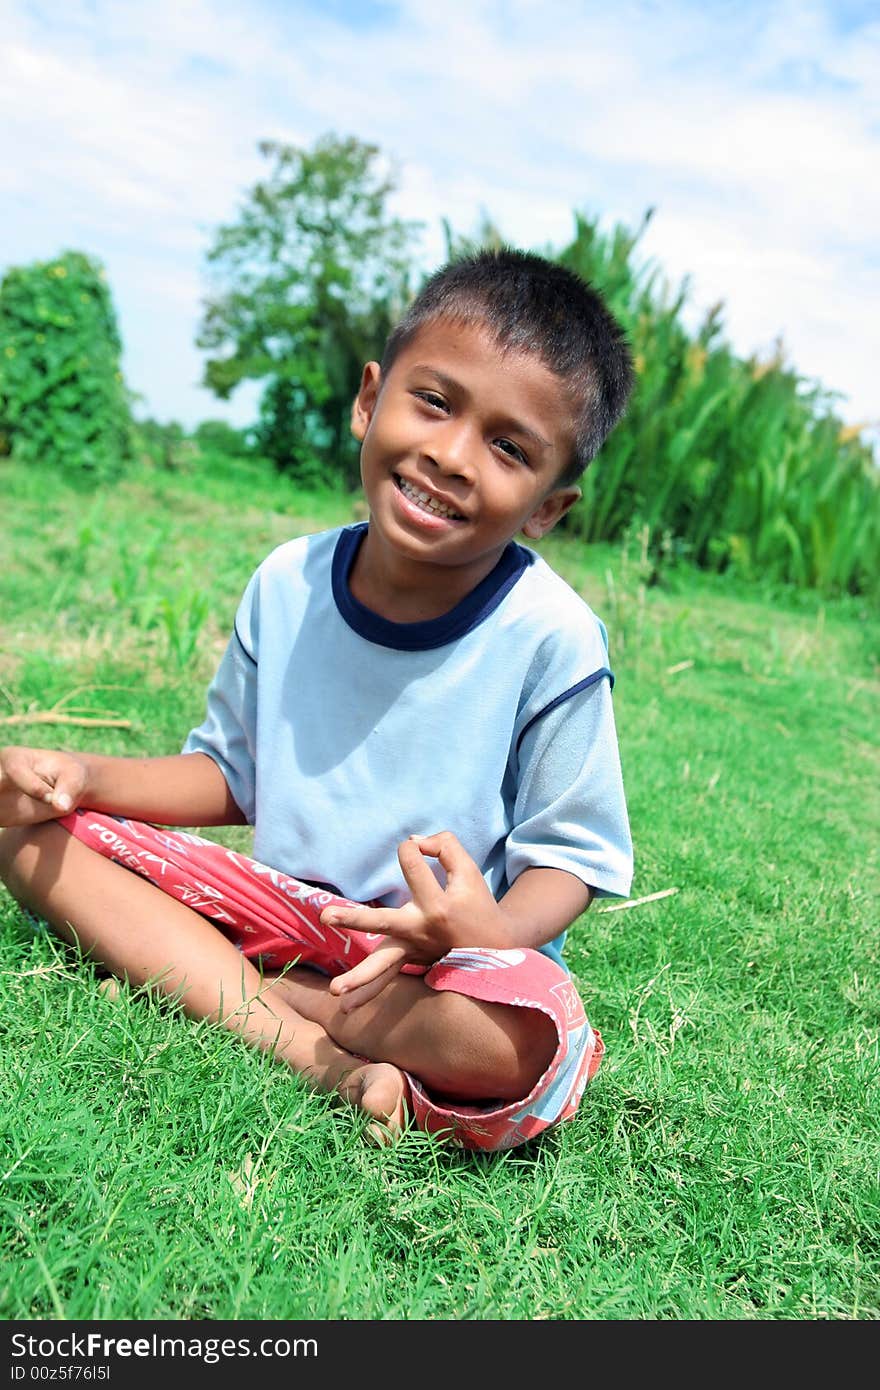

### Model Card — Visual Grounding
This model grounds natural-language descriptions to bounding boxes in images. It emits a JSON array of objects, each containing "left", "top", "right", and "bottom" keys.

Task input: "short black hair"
[{"left": 380, "top": 247, "right": 634, "bottom": 485}]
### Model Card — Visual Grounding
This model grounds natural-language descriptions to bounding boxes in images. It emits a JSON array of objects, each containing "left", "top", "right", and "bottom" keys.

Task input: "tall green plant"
[
  {"left": 553, "top": 214, "right": 879, "bottom": 597},
  {"left": 0, "top": 251, "right": 133, "bottom": 477}
]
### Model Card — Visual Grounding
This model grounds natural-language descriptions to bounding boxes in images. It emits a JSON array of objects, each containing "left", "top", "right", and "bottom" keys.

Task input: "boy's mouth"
[{"left": 393, "top": 474, "right": 466, "bottom": 522}]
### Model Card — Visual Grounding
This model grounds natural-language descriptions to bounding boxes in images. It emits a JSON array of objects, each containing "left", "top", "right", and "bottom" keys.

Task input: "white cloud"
[{"left": 0, "top": 0, "right": 877, "bottom": 434}]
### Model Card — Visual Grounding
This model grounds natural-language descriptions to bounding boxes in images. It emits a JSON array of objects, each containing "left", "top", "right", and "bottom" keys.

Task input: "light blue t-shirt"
[{"left": 183, "top": 524, "right": 633, "bottom": 967}]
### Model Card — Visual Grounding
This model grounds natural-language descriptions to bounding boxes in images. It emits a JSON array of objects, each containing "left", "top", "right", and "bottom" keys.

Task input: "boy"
[{"left": 0, "top": 249, "right": 634, "bottom": 1151}]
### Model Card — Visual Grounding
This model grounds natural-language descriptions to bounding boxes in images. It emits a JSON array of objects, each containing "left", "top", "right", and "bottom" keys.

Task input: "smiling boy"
[{"left": 0, "top": 249, "right": 635, "bottom": 1150}]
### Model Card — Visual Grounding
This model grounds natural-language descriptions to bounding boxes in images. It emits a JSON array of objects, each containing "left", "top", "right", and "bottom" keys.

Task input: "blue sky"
[{"left": 2, "top": 0, "right": 878, "bottom": 439}]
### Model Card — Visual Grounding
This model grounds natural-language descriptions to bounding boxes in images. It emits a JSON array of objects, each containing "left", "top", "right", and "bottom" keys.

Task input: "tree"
[
  {"left": 0, "top": 251, "right": 133, "bottom": 476},
  {"left": 197, "top": 134, "right": 421, "bottom": 486}
]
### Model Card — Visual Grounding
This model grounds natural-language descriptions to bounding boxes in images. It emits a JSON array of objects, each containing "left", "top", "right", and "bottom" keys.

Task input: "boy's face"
[{"left": 351, "top": 318, "right": 582, "bottom": 585}]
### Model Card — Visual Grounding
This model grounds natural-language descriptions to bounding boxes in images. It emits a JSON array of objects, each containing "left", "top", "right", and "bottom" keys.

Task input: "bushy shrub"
[
  {"left": 192, "top": 418, "right": 253, "bottom": 458},
  {"left": 0, "top": 250, "right": 133, "bottom": 477}
]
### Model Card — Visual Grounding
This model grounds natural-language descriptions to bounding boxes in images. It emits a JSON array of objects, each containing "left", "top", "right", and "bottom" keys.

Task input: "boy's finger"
[
  {"left": 31, "top": 756, "right": 86, "bottom": 812},
  {"left": 335, "top": 963, "right": 405, "bottom": 1013},
  {"left": 2, "top": 763, "right": 58, "bottom": 806},
  {"left": 321, "top": 902, "right": 387, "bottom": 931},
  {"left": 409, "top": 831, "right": 479, "bottom": 882},
  {"left": 328, "top": 944, "right": 406, "bottom": 1001},
  {"left": 321, "top": 902, "right": 420, "bottom": 940},
  {"left": 45, "top": 774, "right": 81, "bottom": 812},
  {"left": 397, "top": 836, "right": 446, "bottom": 904}
]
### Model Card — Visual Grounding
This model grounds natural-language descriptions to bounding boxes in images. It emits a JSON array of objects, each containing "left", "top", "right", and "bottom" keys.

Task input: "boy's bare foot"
[
  {"left": 264, "top": 970, "right": 408, "bottom": 1143},
  {"left": 339, "top": 1061, "right": 409, "bottom": 1146}
]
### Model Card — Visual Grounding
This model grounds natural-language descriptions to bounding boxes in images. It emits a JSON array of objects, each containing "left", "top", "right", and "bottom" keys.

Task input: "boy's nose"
[{"left": 426, "top": 420, "right": 477, "bottom": 481}]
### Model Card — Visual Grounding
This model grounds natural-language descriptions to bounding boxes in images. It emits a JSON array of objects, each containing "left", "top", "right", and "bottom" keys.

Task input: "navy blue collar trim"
[{"left": 332, "top": 523, "right": 533, "bottom": 651}]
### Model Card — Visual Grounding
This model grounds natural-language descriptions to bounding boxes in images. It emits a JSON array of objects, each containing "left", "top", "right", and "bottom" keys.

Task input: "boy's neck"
[{"left": 349, "top": 524, "right": 510, "bottom": 623}]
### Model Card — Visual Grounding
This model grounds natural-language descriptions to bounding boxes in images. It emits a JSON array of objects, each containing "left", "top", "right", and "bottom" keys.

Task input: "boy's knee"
[
  {"left": 495, "top": 1001, "right": 558, "bottom": 1098},
  {"left": 0, "top": 824, "right": 31, "bottom": 883},
  {"left": 432, "top": 989, "right": 558, "bottom": 1100},
  {"left": 0, "top": 822, "right": 61, "bottom": 899}
]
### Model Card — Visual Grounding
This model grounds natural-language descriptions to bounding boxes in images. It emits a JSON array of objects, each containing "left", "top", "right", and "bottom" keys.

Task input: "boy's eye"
[
  {"left": 413, "top": 390, "right": 448, "bottom": 411},
  {"left": 494, "top": 437, "right": 528, "bottom": 465}
]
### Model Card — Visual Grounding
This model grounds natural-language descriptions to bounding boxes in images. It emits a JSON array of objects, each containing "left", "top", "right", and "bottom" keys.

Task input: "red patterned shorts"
[{"left": 58, "top": 809, "right": 604, "bottom": 1151}]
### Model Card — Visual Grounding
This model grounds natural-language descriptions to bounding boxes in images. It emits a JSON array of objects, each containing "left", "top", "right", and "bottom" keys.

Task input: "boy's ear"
[
  {"left": 351, "top": 361, "right": 382, "bottom": 442},
  {"left": 521, "top": 486, "right": 581, "bottom": 540}
]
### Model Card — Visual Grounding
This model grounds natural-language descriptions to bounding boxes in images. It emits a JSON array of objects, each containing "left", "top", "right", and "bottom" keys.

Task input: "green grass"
[{"left": 1, "top": 453, "right": 878, "bottom": 1320}]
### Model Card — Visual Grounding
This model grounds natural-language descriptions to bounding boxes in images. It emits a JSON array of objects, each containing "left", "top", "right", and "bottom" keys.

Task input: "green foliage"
[
  {"left": 251, "top": 376, "right": 328, "bottom": 488},
  {"left": 198, "top": 133, "right": 421, "bottom": 487},
  {"left": 192, "top": 418, "right": 253, "bottom": 459},
  {"left": 0, "top": 250, "right": 133, "bottom": 477},
  {"left": 157, "top": 585, "right": 211, "bottom": 668},
  {"left": 554, "top": 211, "right": 880, "bottom": 597}
]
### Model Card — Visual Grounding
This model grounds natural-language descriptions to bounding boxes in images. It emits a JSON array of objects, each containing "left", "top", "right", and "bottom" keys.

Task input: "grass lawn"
[{"left": 1, "top": 453, "right": 878, "bottom": 1321}]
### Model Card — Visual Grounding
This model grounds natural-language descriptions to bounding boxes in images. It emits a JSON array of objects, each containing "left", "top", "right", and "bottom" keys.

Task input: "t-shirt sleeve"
[
  {"left": 181, "top": 571, "right": 259, "bottom": 824},
  {"left": 505, "top": 673, "right": 633, "bottom": 898}
]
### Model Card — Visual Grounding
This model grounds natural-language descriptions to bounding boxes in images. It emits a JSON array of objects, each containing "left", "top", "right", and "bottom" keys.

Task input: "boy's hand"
[
  {"left": 321, "top": 832, "right": 508, "bottom": 1011},
  {"left": 0, "top": 745, "right": 89, "bottom": 826}
]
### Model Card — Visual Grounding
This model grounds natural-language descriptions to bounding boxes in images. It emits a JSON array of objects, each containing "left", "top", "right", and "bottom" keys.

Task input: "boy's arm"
[
  {"left": 0, "top": 745, "right": 246, "bottom": 828},
  {"left": 497, "top": 864, "right": 593, "bottom": 947},
  {"left": 76, "top": 751, "right": 246, "bottom": 824}
]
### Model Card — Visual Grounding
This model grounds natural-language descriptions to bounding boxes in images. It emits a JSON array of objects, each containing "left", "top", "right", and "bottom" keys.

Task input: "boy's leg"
[
  {"left": 0, "top": 824, "right": 407, "bottom": 1131},
  {"left": 269, "top": 962, "right": 600, "bottom": 1152},
  {"left": 41, "top": 812, "right": 601, "bottom": 1149},
  {"left": 268, "top": 965, "right": 558, "bottom": 1103}
]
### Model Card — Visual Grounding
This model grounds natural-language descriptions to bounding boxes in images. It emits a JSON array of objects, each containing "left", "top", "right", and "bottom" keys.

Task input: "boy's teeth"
[{"left": 398, "top": 477, "right": 462, "bottom": 519}]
